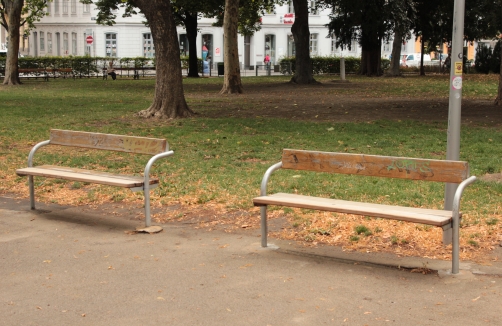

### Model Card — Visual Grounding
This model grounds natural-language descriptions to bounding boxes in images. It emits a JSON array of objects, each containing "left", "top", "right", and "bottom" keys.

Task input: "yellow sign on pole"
[{"left": 454, "top": 62, "right": 463, "bottom": 75}]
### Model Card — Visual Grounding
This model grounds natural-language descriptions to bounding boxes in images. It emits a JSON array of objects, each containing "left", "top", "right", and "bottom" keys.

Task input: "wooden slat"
[
  {"left": 50, "top": 129, "right": 167, "bottom": 155},
  {"left": 282, "top": 149, "right": 469, "bottom": 183},
  {"left": 253, "top": 193, "right": 456, "bottom": 227},
  {"left": 16, "top": 165, "right": 158, "bottom": 188}
]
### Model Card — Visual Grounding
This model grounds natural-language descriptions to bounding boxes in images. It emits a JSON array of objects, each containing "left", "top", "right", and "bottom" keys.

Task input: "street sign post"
[{"left": 444, "top": 0, "right": 466, "bottom": 211}]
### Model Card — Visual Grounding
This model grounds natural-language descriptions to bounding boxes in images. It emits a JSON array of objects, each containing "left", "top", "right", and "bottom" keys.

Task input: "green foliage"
[
  {"left": 475, "top": 44, "right": 494, "bottom": 74},
  {"left": 354, "top": 225, "right": 372, "bottom": 236},
  {"left": 490, "top": 41, "right": 501, "bottom": 74},
  {"left": 279, "top": 56, "right": 389, "bottom": 75}
]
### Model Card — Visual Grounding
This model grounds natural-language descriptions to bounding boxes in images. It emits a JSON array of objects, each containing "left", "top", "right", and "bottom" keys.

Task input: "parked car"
[{"left": 400, "top": 53, "right": 432, "bottom": 67}]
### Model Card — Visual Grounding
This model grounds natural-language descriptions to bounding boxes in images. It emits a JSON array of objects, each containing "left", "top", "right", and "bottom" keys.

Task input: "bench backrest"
[
  {"left": 50, "top": 129, "right": 168, "bottom": 155},
  {"left": 282, "top": 149, "right": 469, "bottom": 183}
]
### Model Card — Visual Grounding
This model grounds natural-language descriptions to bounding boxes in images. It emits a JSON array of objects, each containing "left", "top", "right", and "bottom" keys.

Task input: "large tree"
[
  {"left": 219, "top": 0, "right": 242, "bottom": 93},
  {"left": 412, "top": 0, "right": 452, "bottom": 76},
  {"left": 386, "top": 0, "right": 416, "bottom": 77},
  {"left": 1, "top": 0, "right": 49, "bottom": 85},
  {"left": 86, "top": 0, "right": 194, "bottom": 118},
  {"left": 327, "top": 0, "right": 390, "bottom": 76},
  {"left": 464, "top": 0, "right": 502, "bottom": 104},
  {"left": 172, "top": 0, "right": 222, "bottom": 78},
  {"left": 290, "top": 0, "right": 316, "bottom": 83}
]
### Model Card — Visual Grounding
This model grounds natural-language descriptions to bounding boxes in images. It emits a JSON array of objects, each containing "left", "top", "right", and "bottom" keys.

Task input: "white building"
[{"left": 23, "top": 1, "right": 435, "bottom": 66}]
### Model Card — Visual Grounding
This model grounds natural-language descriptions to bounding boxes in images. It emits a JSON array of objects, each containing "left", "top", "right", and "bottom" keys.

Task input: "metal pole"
[
  {"left": 340, "top": 57, "right": 346, "bottom": 81},
  {"left": 444, "top": 0, "right": 465, "bottom": 210}
]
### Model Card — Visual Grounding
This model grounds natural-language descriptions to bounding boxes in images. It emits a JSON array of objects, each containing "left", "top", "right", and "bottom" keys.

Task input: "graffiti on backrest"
[{"left": 386, "top": 159, "right": 433, "bottom": 176}]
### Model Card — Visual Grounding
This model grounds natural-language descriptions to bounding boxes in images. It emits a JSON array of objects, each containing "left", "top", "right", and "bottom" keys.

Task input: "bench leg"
[
  {"left": 260, "top": 206, "right": 268, "bottom": 247},
  {"left": 144, "top": 185, "right": 151, "bottom": 227},
  {"left": 452, "top": 216, "right": 460, "bottom": 274},
  {"left": 29, "top": 176, "right": 35, "bottom": 209}
]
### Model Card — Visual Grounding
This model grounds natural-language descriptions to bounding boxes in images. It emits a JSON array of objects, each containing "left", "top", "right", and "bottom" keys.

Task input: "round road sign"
[{"left": 86, "top": 35, "right": 94, "bottom": 45}]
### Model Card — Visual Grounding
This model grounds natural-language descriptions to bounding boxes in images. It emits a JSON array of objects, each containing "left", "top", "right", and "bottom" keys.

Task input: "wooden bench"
[
  {"left": 253, "top": 149, "right": 477, "bottom": 274},
  {"left": 53, "top": 68, "right": 75, "bottom": 79},
  {"left": 102, "top": 66, "right": 156, "bottom": 80},
  {"left": 16, "top": 129, "right": 173, "bottom": 227},
  {"left": 19, "top": 68, "right": 49, "bottom": 81}
]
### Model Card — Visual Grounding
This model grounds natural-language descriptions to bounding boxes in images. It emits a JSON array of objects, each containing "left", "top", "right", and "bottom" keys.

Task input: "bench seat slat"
[
  {"left": 253, "top": 193, "right": 456, "bottom": 227},
  {"left": 16, "top": 165, "right": 158, "bottom": 188}
]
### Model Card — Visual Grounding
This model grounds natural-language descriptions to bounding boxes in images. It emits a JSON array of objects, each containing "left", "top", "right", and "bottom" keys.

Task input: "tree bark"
[
  {"left": 290, "top": 0, "right": 316, "bottom": 84},
  {"left": 359, "top": 27, "right": 382, "bottom": 76},
  {"left": 495, "top": 38, "right": 502, "bottom": 105},
  {"left": 132, "top": 0, "right": 194, "bottom": 118},
  {"left": 2, "top": 0, "right": 23, "bottom": 85},
  {"left": 220, "top": 0, "right": 243, "bottom": 94},
  {"left": 386, "top": 30, "right": 403, "bottom": 77},
  {"left": 184, "top": 12, "right": 200, "bottom": 78},
  {"left": 420, "top": 37, "right": 425, "bottom": 76}
]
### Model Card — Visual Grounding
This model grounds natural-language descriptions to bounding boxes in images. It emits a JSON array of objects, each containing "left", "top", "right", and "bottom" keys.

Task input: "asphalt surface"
[{"left": 1, "top": 195, "right": 501, "bottom": 325}]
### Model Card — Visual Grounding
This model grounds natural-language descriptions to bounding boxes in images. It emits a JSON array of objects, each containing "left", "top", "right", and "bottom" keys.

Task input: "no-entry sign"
[{"left": 86, "top": 35, "right": 94, "bottom": 45}]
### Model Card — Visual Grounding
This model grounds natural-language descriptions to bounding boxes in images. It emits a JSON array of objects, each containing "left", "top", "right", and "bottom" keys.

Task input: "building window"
[
  {"left": 310, "top": 33, "right": 318, "bottom": 55},
  {"left": 287, "top": 34, "right": 295, "bottom": 57},
  {"left": 350, "top": 39, "right": 357, "bottom": 52},
  {"left": 201, "top": 34, "right": 213, "bottom": 61},
  {"left": 383, "top": 40, "right": 391, "bottom": 52},
  {"left": 63, "top": 0, "right": 68, "bottom": 14},
  {"left": 71, "top": 0, "right": 76, "bottom": 14},
  {"left": 40, "top": 32, "right": 45, "bottom": 51},
  {"left": 63, "top": 33, "right": 69, "bottom": 54},
  {"left": 179, "top": 34, "right": 188, "bottom": 56},
  {"left": 143, "top": 33, "right": 154, "bottom": 58},
  {"left": 265, "top": 5, "right": 275, "bottom": 15},
  {"left": 330, "top": 34, "right": 339, "bottom": 54},
  {"left": 105, "top": 33, "right": 117, "bottom": 57},
  {"left": 84, "top": 33, "right": 90, "bottom": 55},
  {"left": 47, "top": 33, "right": 52, "bottom": 53},
  {"left": 288, "top": 0, "right": 295, "bottom": 13},
  {"left": 72, "top": 33, "right": 77, "bottom": 55},
  {"left": 83, "top": 3, "right": 90, "bottom": 13},
  {"left": 309, "top": 1, "right": 318, "bottom": 15},
  {"left": 46, "top": 2, "right": 51, "bottom": 15},
  {"left": 54, "top": 0, "right": 59, "bottom": 14},
  {"left": 265, "top": 34, "right": 276, "bottom": 64}
]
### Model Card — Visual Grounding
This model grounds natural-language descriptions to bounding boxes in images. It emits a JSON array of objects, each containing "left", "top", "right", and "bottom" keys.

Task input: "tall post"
[
  {"left": 444, "top": 0, "right": 465, "bottom": 210},
  {"left": 340, "top": 57, "right": 346, "bottom": 81}
]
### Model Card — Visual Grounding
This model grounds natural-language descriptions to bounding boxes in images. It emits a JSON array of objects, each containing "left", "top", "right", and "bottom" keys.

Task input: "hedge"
[{"left": 278, "top": 56, "right": 391, "bottom": 75}]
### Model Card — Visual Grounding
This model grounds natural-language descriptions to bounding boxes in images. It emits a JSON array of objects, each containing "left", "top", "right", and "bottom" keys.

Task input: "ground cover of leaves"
[{"left": 4, "top": 75, "right": 502, "bottom": 265}]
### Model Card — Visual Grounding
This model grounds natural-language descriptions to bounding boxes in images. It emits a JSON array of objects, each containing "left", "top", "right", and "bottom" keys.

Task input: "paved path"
[{"left": 1, "top": 196, "right": 501, "bottom": 325}]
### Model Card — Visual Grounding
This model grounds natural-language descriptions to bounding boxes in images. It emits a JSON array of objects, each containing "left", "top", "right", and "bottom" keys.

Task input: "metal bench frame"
[
  {"left": 254, "top": 149, "right": 477, "bottom": 274},
  {"left": 16, "top": 129, "right": 173, "bottom": 227}
]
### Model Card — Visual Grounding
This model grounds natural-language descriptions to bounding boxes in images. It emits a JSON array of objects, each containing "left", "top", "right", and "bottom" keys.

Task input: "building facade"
[{"left": 20, "top": 1, "right": 475, "bottom": 65}]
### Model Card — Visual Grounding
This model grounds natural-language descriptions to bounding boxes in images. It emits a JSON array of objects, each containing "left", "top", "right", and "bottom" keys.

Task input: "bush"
[
  {"left": 279, "top": 56, "right": 390, "bottom": 75},
  {"left": 491, "top": 41, "right": 501, "bottom": 74},
  {"left": 475, "top": 44, "right": 492, "bottom": 74}
]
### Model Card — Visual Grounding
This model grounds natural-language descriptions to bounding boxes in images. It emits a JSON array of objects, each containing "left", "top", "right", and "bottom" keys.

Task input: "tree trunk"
[
  {"left": 359, "top": 28, "right": 382, "bottom": 76},
  {"left": 290, "top": 0, "right": 316, "bottom": 84},
  {"left": 132, "top": 0, "right": 194, "bottom": 118},
  {"left": 220, "top": 0, "right": 243, "bottom": 94},
  {"left": 386, "top": 29, "right": 403, "bottom": 77},
  {"left": 495, "top": 39, "right": 502, "bottom": 105},
  {"left": 2, "top": 0, "right": 23, "bottom": 85},
  {"left": 185, "top": 12, "right": 200, "bottom": 78},
  {"left": 420, "top": 38, "right": 425, "bottom": 76}
]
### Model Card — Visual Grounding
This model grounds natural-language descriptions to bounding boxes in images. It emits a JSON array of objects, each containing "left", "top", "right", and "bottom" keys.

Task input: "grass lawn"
[{"left": 1, "top": 74, "right": 501, "bottom": 263}]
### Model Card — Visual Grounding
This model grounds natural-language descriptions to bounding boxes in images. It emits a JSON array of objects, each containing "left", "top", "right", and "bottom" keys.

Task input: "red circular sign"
[{"left": 86, "top": 35, "right": 94, "bottom": 45}]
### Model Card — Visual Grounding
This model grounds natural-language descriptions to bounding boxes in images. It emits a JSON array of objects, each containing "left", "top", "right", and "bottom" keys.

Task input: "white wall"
[{"left": 30, "top": 3, "right": 403, "bottom": 62}]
